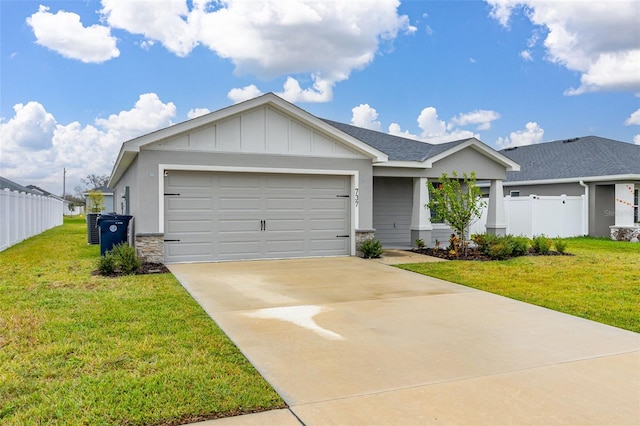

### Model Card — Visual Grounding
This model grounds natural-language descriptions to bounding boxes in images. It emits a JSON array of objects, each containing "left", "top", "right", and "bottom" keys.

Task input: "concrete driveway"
[{"left": 169, "top": 257, "right": 640, "bottom": 425}]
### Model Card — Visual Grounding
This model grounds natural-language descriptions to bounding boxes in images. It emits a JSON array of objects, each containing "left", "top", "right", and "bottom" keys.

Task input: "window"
[
  {"left": 509, "top": 190, "right": 520, "bottom": 197},
  {"left": 429, "top": 182, "right": 444, "bottom": 223}
]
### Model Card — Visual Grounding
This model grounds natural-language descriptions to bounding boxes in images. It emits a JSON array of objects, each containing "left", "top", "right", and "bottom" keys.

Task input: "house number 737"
[{"left": 354, "top": 188, "right": 359, "bottom": 207}]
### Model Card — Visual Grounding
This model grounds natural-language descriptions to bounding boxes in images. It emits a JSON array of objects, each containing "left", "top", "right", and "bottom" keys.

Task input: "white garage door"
[{"left": 164, "top": 171, "right": 351, "bottom": 262}]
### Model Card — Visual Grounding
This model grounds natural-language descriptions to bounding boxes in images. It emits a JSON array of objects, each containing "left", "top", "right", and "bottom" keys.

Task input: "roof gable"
[
  {"left": 501, "top": 136, "right": 640, "bottom": 182},
  {"left": 110, "top": 93, "right": 388, "bottom": 186}
]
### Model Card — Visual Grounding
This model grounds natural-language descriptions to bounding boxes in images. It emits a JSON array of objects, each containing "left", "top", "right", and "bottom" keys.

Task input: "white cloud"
[
  {"left": 0, "top": 94, "right": 176, "bottom": 195},
  {"left": 449, "top": 109, "right": 501, "bottom": 131},
  {"left": 387, "top": 107, "right": 476, "bottom": 144},
  {"left": 520, "top": 49, "right": 533, "bottom": 61},
  {"left": 26, "top": 5, "right": 119, "bottom": 63},
  {"left": 496, "top": 121, "right": 544, "bottom": 149},
  {"left": 99, "top": 0, "right": 413, "bottom": 102},
  {"left": 388, "top": 122, "right": 419, "bottom": 140},
  {"left": 625, "top": 109, "right": 640, "bottom": 126},
  {"left": 227, "top": 85, "right": 264, "bottom": 104},
  {"left": 0, "top": 102, "right": 56, "bottom": 151},
  {"left": 634, "top": 135, "right": 640, "bottom": 145},
  {"left": 487, "top": 0, "right": 640, "bottom": 95},
  {"left": 101, "top": 0, "right": 197, "bottom": 57},
  {"left": 276, "top": 76, "right": 334, "bottom": 103},
  {"left": 95, "top": 93, "right": 176, "bottom": 142},
  {"left": 351, "top": 104, "right": 382, "bottom": 132},
  {"left": 187, "top": 108, "right": 211, "bottom": 119}
]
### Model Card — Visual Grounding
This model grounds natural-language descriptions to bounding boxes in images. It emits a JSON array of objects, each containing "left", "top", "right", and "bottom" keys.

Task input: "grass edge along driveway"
[
  {"left": 0, "top": 217, "right": 285, "bottom": 426},
  {"left": 400, "top": 237, "right": 640, "bottom": 333}
]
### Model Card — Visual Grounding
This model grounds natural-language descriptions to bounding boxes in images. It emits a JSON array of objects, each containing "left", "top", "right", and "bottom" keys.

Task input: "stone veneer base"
[
  {"left": 610, "top": 226, "right": 640, "bottom": 242},
  {"left": 135, "top": 233, "right": 165, "bottom": 263}
]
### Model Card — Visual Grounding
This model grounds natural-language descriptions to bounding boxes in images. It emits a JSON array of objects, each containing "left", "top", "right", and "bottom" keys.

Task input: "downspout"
[{"left": 579, "top": 180, "right": 589, "bottom": 236}]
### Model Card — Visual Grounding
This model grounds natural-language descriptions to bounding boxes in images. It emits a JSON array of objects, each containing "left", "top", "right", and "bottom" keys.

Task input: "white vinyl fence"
[
  {"left": 470, "top": 195, "right": 586, "bottom": 238},
  {"left": 0, "top": 188, "right": 64, "bottom": 252}
]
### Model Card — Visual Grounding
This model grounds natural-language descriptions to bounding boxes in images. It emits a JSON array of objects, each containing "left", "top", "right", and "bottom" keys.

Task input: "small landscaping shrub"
[
  {"left": 532, "top": 235, "right": 552, "bottom": 254},
  {"left": 360, "top": 238, "right": 383, "bottom": 259},
  {"left": 96, "top": 243, "right": 141, "bottom": 275},
  {"left": 488, "top": 240, "right": 513, "bottom": 260},
  {"left": 509, "top": 235, "right": 531, "bottom": 256},
  {"left": 111, "top": 243, "right": 142, "bottom": 274},
  {"left": 96, "top": 252, "right": 117, "bottom": 275},
  {"left": 415, "top": 238, "right": 425, "bottom": 249},
  {"left": 554, "top": 238, "right": 568, "bottom": 254}
]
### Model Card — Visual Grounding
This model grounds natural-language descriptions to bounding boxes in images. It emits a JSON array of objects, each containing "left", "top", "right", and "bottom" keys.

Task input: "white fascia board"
[
  {"left": 504, "top": 174, "right": 640, "bottom": 186},
  {"left": 424, "top": 139, "right": 521, "bottom": 171}
]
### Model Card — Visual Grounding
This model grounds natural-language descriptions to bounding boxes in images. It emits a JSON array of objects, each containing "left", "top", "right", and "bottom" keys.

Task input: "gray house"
[
  {"left": 500, "top": 136, "right": 640, "bottom": 238},
  {"left": 83, "top": 186, "right": 114, "bottom": 213},
  {"left": 109, "top": 93, "right": 519, "bottom": 263}
]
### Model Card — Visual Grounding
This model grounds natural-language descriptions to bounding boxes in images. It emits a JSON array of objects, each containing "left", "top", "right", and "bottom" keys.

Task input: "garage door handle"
[
  {"left": 164, "top": 239, "right": 180, "bottom": 242},
  {"left": 260, "top": 220, "right": 266, "bottom": 231},
  {"left": 336, "top": 195, "right": 350, "bottom": 198},
  {"left": 164, "top": 193, "right": 181, "bottom": 196},
  {"left": 336, "top": 235, "right": 349, "bottom": 238}
]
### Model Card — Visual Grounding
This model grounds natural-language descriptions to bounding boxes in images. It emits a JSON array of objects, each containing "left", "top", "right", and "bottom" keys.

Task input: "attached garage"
[
  {"left": 164, "top": 171, "right": 351, "bottom": 262},
  {"left": 108, "top": 93, "right": 519, "bottom": 264}
]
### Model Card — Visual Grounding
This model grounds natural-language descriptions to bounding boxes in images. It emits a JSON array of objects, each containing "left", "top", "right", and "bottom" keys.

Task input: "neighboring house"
[
  {"left": 83, "top": 186, "right": 115, "bottom": 213},
  {"left": 109, "top": 93, "right": 519, "bottom": 263},
  {"left": 500, "top": 136, "right": 640, "bottom": 238},
  {"left": 25, "top": 184, "right": 84, "bottom": 216}
]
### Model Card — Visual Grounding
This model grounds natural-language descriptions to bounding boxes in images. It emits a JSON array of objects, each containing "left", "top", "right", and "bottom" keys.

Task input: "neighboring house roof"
[
  {"left": 501, "top": 136, "right": 640, "bottom": 183},
  {"left": 83, "top": 186, "right": 114, "bottom": 196},
  {"left": 26, "top": 185, "right": 65, "bottom": 201},
  {"left": 0, "top": 176, "right": 41, "bottom": 195}
]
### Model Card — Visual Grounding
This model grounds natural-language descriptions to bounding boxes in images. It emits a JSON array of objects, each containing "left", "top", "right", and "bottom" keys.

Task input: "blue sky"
[{"left": 1, "top": 0, "right": 639, "bottom": 195}]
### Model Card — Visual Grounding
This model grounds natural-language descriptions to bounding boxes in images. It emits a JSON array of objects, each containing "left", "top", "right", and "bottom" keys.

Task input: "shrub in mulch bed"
[
  {"left": 412, "top": 247, "right": 570, "bottom": 261},
  {"left": 92, "top": 262, "right": 171, "bottom": 277},
  {"left": 413, "top": 233, "right": 572, "bottom": 261}
]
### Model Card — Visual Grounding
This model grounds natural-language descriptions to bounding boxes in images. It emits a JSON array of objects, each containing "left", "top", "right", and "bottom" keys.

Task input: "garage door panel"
[
  {"left": 265, "top": 198, "right": 305, "bottom": 211},
  {"left": 166, "top": 219, "right": 213, "bottom": 233},
  {"left": 310, "top": 218, "right": 348, "bottom": 231},
  {"left": 164, "top": 172, "right": 350, "bottom": 262},
  {"left": 310, "top": 238, "right": 349, "bottom": 252},
  {"left": 166, "top": 197, "right": 212, "bottom": 211},
  {"left": 218, "top": 219, "right": 260, "bottom": 233},
  {"left": 218, "top": 174, "right": 261, "bottom": 189},
  {"left": 219, "top": 197, "right": 261, "bottom": 212},
  {"left": 265, "top": 176, "right": 306, "bottom": 190},
  {"left": 218, "top": 241, "right": 262, "bottom": 258}
]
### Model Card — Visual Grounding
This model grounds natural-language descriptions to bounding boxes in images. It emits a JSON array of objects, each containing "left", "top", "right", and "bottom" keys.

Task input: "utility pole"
[{"left": 63, "top": 168, "right": 66, "bottom": 199}]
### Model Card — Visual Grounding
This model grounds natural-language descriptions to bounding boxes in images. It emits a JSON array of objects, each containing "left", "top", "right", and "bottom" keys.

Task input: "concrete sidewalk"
[{"left": 170, "top": 257, "right": 640, "bottom": 426}]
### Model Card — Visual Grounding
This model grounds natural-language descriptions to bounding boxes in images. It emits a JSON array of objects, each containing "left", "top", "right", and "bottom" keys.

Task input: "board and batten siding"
[
  {"left": 146, "top": 106, "right": 364, "bottom": 159},
  {"left": 373, "top": 177, "right": 413, "bottom": 247}
]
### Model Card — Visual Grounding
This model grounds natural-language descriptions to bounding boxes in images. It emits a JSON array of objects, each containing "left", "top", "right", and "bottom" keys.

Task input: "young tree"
[
  {"left": 427, "top": 171, "right": 486, "bottom": 255},
  {"left": 87, "top": 189, "right": 105, "bottom": 213}
]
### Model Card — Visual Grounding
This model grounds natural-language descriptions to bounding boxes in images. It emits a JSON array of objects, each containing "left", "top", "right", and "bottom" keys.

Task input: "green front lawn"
[
  {"left": 0, "top": 217, "right": 284, "bottom": 425},
  {"left": 400, "top": 237, "right": 640, "bottom": 333}
]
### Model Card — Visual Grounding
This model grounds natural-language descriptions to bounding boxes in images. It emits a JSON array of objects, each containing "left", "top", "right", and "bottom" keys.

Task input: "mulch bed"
[
  {"left": 92, "top": 262, "right": 171, "bottom": 277},
  {"left": 412, "top": 248, "right": 569, "bottom": 261}
]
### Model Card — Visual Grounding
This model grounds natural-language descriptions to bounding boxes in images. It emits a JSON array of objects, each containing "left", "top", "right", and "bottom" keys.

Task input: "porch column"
[
  {"left": 486, "top": 179, "right": 507, "bottom": 236},
  {"left": 411, "top": 177, "right": 433, "bottom": 246}
]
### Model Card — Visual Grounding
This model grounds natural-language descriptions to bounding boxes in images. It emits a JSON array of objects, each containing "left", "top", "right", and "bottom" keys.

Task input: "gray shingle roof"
[
  {"left": 323, "top": 119, "right": 470, "bottom": 161},
  {"left": 0, "top": 176, "right": 40, "bottom": 194},
  {"left": 501, "top": 136, "right": 640, "bottom": 182}
]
